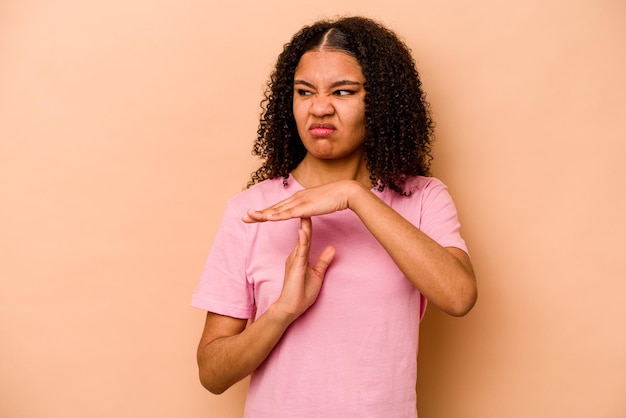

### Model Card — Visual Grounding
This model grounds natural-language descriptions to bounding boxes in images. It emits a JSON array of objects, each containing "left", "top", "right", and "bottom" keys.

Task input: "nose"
[{"left": 309, "top": 94, "right": 334, "bottom": 117}]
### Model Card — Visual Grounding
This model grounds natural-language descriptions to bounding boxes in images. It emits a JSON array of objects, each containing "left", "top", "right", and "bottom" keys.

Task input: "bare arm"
[
  {"left": 197, "top": 218, "right": 335, "bottom": 394},
  {"left": 244, "top": 180, "right": 477, "bottom": 316},
  {"left": 197, "top": 307, "right": 291, "bottom": 394},
  {"left": 348, "top": 183, "right": 476, "bottom": 316}
]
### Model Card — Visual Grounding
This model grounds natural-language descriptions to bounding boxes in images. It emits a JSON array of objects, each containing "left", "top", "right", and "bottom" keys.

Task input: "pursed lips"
[{"left": 309, "top": 123, "right": 336, "bottom": 137}]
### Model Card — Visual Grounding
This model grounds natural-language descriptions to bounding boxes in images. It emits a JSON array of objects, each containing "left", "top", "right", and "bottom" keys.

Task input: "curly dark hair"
[{"left": 248, "top": 16, "right": 434, "bottom": 194}]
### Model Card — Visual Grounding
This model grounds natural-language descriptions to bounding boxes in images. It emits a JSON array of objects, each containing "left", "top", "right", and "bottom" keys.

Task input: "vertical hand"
[{"left": 273, "top": 217, "right": 336, "bottom": 321}]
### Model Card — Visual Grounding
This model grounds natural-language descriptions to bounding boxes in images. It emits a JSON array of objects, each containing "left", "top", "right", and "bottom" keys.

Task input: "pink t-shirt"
[{"left": 192, "top": 174, "right": 468, "bottom": 418}]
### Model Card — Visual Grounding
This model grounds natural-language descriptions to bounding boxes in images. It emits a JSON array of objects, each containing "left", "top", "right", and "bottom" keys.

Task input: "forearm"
[
  {"left": 198, "top": 218, "right": 334, "bottom": 393},
  {"left": 197, "top": 305, "right": 294, "bottom": 394},
  {"left": 240, "top": 180, "right": 475, "bottom": 314},
  {"left": 348, "top": 182, "right": 477, "bottom": 316}
]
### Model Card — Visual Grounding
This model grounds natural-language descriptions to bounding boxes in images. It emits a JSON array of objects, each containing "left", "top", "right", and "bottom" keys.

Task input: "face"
[{"left": 292, "top": 49, "right": 366, "bottom": 163}]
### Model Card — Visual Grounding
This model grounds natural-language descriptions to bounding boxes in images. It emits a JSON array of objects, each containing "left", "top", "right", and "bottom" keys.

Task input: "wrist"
[
  {"left": 346, "top": 180, "right": 371, "bottom": 212},
  {"left": 267, "top": 302, "right": 299, "bottom": 328}
]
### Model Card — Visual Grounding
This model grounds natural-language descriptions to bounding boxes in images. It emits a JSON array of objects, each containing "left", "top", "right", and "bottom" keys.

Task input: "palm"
[
  {"left": 274, "top": 218, "right": 335, "bottom": 320},
  {"left": 243, "top": 181, "right": 353, "bottom": 223}
]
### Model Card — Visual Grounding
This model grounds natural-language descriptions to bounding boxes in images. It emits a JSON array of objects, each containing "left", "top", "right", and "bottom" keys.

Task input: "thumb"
[{"left": 310, "top": 245, "right": 336, "bottom": 279}]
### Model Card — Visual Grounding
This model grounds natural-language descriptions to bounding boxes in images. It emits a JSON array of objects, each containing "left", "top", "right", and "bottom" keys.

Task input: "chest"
[{"left": 245, "top": 210, "right": 417, "bottom": 318}]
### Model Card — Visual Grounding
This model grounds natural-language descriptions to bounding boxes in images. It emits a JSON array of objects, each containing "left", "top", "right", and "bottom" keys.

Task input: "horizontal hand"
[{"left": 242, "top": 180, "right": 361, "bottom": 223}]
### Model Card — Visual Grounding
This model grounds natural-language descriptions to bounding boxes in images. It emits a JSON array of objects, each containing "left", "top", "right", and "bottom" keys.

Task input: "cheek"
[
  {"left": 350, "top": 107, "right": 366, "bottom": 133},
  {"left": 292, "top": 103, "right": 306, "bottom": 130}
]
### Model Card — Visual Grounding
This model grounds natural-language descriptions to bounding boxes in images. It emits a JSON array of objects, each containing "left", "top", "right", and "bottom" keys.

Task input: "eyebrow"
[{"left": 294, "top": 79, "right": 362, "bottom": 89}]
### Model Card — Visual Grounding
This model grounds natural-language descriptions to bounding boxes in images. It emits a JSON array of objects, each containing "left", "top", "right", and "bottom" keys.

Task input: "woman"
[{"left": 193, "top": 16, "right": 477, "bottom": 417}]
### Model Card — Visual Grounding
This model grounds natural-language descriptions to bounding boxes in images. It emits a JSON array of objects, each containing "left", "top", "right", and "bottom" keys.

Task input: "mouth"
[{"left": 309, "top": 123, "right": 336, "bottom": 137}]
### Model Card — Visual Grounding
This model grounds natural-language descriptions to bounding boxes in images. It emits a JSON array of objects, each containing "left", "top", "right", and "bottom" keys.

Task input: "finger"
[
  {"left": 300, "top": 217, "right": 312, "bottom": 239},
  {"left": 300, "top": 217, "right": 314, "bottom": 255},
  {"left": 267, "top": 201, "right": 303, "bottom": 220},
  {"left": 298, "top": 217, "right": 312, "bottom": 256},
  {"left": 243, "top": 202, "right": 300, "bottom": 223},
  {"left": 264, "top": 193, "right": 308, "bottom": 219},
  {"left": 242, "top": 209, "right": 267, "bottom": 223},
  {"left": 290, "top": 222, "right": 310, "bottom": 269},
  {"left": 243, "top": 204, "right": 298, "bottom": 222}
]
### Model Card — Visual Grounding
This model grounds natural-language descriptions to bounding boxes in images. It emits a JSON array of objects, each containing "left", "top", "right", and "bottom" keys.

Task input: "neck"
[{"left": 291, "top": 153, "right": 373, "bottom": 188}]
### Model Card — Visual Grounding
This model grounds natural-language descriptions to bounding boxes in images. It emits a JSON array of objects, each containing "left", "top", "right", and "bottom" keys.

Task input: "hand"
[
  {"left": 243, "top": 180, "right": 360, "bottom": 223},
  {"left": 273, "top": 217, "right": 335, "bottom": 321}
]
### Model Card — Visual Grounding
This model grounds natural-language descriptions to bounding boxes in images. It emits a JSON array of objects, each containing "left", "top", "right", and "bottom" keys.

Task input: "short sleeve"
[
  {"left": 419, "top": 178, "right": 469, "bottom": 255},
  {"left": 191, "top": 201, "right": 255, "bottom": 319}
]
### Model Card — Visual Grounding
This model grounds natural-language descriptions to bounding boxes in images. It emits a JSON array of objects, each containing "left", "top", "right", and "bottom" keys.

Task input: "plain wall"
[{"left": 1, "top": 1, "right": 624, "bottom": 417}]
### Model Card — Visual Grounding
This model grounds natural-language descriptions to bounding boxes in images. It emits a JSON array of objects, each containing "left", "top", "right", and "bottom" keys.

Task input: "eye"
[
  {"left": 333, "top": 89, "right": 355, "bottom": 96},
  {"left": 296, "top": 89, "right": 313, "bottom": 96}
]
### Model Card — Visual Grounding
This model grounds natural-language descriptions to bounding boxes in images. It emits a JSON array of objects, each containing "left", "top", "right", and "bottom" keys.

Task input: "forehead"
[{"left": 294, "top": 50, "right": 364, "bottom": 80}]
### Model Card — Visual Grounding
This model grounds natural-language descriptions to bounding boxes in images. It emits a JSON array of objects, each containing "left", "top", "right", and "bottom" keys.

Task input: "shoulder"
[
  {"left": 381, "top": 175, "right": 448, "bottom": 199},
  {"left": 402, "top": 175, "right": 446, "bottom": 194},
  {"left": 227, "top": 177, "right": 292, "bottom": 212},
  {"left": 379, "top": 176, "right": 455, "bottom": 220}
]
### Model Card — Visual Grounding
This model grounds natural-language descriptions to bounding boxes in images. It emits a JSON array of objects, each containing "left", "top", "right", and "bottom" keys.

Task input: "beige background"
[{"left": 1, "top": 0, "right": 624, "bottom": 417}]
